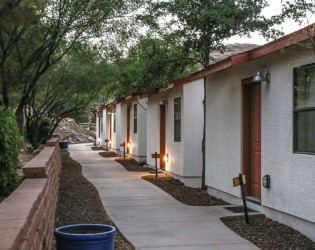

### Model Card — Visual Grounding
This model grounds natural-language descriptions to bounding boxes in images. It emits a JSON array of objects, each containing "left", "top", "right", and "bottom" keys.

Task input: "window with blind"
[
  {"left": 134, "top": 104, "right": 137, "bottom": 134},
  {"left": 174, "top": 97, "right": 181, "bottom": 142},
  {"left": 294, "top": 63, "right": 315, "bottom": 153}
]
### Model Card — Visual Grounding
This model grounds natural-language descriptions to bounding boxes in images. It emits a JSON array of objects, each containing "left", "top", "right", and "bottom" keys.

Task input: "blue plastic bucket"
[
  {"left": 54, "top": 224, "right": 116, "bottom": 250},
  {"left": 59, "top": 141, "right": 69, "bottom": 149}
]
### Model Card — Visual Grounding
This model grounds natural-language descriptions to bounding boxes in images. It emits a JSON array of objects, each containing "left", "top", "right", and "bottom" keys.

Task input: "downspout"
[{"left": 202, "top": 76, "right": 206, "bottom": 190}]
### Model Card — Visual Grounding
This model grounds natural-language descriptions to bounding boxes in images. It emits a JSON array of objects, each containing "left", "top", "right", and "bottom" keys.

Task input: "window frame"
[
  {"left": 293, "top": 62, "right": 315, "bottom": 154},
  {"left": 174, "top": 97, "right": 181, "bottom": 142}
]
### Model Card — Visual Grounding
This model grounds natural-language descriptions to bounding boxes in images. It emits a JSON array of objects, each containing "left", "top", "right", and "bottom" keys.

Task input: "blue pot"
[
  {"left": 59, "top": 141, "right": 69, "bottom": 149},
  {"left": 54, "top": 224, "right": 116, "bottom": 250}
]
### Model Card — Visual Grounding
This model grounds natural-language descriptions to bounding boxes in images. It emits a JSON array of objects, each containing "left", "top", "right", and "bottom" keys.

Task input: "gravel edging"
[
  {"left": 221, "top": 216, "right": 315, "bottom": 249},
  {"left": 115, "top": 157, "right": 152, "bottom": 172},
  {"left": 54, "top": 150, "right": 134, "bottom": 250},
  {"left": 99, "top": 151, "right": 118, "bottom": 158},
  {"left": 142, "top": 174, "right": 228, "bottom": 206}
]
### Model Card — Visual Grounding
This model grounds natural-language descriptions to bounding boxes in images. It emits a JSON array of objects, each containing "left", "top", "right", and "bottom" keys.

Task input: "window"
[
  {"left": 134, "top": 104, "right": 137, "bottom": 134},
  {"left": 294, "top": 63, "right": 315, "bottom": 153},
  {"left": 174, "top": 97, "right": 181, "bottom": 142},
  {"left": 114, "top": 111, "right": 116, "bottom": 133}
]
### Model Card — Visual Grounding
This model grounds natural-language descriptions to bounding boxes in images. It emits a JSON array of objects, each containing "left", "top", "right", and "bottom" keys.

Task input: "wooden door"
[
  {"left": 127, "top": 108, "right": 130, "bottom": 154},
  {"left": 242, "top": 81, "right": 261, "bottom": 199},
  {"left": 160, "top": 105, "right": 166, "bottom": 169},
  {"left": 109, "top": 114, "right": 112, "bottom": 143}
]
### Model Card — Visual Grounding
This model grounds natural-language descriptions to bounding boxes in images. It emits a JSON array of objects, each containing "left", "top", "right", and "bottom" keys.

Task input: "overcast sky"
[{"left": 226, "top": 0, "right": 315, "bottom": 45}]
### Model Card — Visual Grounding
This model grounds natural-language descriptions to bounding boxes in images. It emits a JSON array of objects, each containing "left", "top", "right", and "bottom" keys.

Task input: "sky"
[{"left": 226, "top": 0, "right": 315, "bottom": 45}]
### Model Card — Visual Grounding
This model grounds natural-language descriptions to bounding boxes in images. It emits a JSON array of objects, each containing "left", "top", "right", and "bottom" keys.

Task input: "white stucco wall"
[
  {"left": 128, "top": 99, "right": 147, "bottom": 159},
  {"left": 112, "top": 103, "right": 121, "bottom": 152},
  {"left": 146, "top": 80, "right": 204, "bottom": 186},
  {"left": 146, "top": 94, "right": 162, "bottom": 168},
  {"left": 183, "top": 79, "right": 204, "bottom": 177},
  {"left": 205, "top": 45, "right": 315, "bottom": 237},
  {"left": 101, "top": 109, "right": 108, "bottom": 146},
  {"left": 95, "top": 114, "right": 100, "bottom": 144}
]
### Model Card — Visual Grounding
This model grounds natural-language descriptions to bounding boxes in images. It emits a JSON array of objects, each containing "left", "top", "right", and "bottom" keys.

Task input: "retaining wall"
[{"left": 0, "top": 137, "right": 61, "bottom": 250}]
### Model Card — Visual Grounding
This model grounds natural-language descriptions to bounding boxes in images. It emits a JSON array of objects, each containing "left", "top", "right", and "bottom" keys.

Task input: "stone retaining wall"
[{"left": 0, "top": 137, "right": 61, "bottom": 250}]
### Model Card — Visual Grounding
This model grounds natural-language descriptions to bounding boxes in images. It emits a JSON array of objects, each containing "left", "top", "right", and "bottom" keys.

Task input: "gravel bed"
[
  {"left": 99, "top": 151, "right": 118, "bottom": 158},
  {"left": 142, "top": 174, "right": 228, "bottom": 206},
  {"left": 91, "top": 146, "right": 104, "bottom": 151},
  {"left": 54, "top": 150, "right": 134, "bottom": 250},
  {"left": 221, "top": 216, "right": 315, "bottom": 249},
  {"left": 115, "top": 157, "right": 152, "bottom": 172}
]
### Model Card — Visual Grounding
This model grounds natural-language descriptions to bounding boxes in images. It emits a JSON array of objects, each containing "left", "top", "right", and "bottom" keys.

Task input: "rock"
[
  {"left": 76, "top": 138, "right": 83, "bottom": 142},
  {"left": 88, "top": 136, "right": 94, "bottom": 141}
]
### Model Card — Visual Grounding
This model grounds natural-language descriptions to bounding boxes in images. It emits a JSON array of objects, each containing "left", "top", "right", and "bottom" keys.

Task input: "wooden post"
[{"left": 239, "top": 173, "right": 249, "bottom": 224}]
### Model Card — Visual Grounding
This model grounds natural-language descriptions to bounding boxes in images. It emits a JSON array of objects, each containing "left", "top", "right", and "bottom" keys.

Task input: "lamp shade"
[{"left": 252, "top": 71, "right": 265, "bottom": 82}]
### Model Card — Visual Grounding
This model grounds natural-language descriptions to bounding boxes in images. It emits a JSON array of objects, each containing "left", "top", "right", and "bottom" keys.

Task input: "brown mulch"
[
  {"left": 54, "top": 150, "right": 134, "bottom": 250},
  {"left": 142, "top": 174, "right": 229, "bottom": 206},
  {"left": 99, "top": 151, "right": 118, "bottom": 158},
  {"left": 221, "top": 216, "right": 315, "bottom": 250},
  {"left": 91, "top": 146, "right": 104, "bottom": 151},
  {"left": 115, "top": 157, "right": 152, "bottom": 172}
]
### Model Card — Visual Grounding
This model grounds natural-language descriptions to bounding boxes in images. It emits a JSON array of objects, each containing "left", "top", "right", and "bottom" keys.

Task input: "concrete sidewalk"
[{"left": 69, "top": 144, "right": 258, "bottom": 250}]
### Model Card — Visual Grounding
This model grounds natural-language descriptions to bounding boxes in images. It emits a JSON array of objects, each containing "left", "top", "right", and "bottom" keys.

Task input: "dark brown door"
[
  {"left": 109, "top": 114, "right": 112, "bottom": 142},
  {"left": 160, "top": 105, "right": 166, "bottom": 169},
  {"left": 242, "top": 81, "right": 261, "bottom": 199},
  {"left": 127, "top": 108, "right": 130, "bottom": 154}
]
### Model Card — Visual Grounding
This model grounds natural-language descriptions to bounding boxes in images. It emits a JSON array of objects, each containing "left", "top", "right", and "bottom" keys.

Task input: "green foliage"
[
  {"left": 26, "top": 116, "right": 51, "bottom": 147},
  {"left": 106, "top": 34, "right": 200, "bottom": 98},
  {"left": 148, "top": 0, "right": 284, "bottom": 67},
  {"left": 0, "top": 106, "right": 20, "bottom": 195}
]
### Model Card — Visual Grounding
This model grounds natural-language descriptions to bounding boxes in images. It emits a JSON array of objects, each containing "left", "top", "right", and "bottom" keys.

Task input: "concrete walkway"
[{"left": 69, "top": 144, "right": 258, "bottom": 250}]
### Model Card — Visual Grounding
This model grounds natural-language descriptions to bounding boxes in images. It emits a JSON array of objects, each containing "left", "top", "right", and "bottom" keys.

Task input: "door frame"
[
  {"left": 242, "top": 77, "right": 262, "bottom": 200},
  {"left": 160, "top": 104, "right": 166, "bottom": 169},
  {"left": 127, "top": 108, "right": 130, "bottom": 154}
]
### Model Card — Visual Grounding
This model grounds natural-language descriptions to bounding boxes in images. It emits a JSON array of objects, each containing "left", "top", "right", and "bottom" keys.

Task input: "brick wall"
[{"left": 0, "top": 137, "right": 61, "bottom": 250}]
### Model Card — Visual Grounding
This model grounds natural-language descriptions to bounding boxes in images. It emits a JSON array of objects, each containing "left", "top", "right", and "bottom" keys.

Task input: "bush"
[
  {"left": 26, "top": 116, "right": 52, "bottom": 147},
  {"left": 38, "top": 116, "right": 52, "bottom": 144},
  {"left": 0, "top": 106, "right": 20, "bottom": 195}
]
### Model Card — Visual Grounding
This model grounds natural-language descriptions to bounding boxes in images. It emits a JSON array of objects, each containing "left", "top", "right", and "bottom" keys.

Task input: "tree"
[
  {"left": 281, "top": 0, "right": 315, "bottom": 57},
  {"left": 0, "top": 0, "right": 21, "bottom": 22},
  {"left": 106, "top": 34, "right": 199, "bottom": 98},
  {"left": 0, "top": 0, "right": 147, "bottom": 132},
  {"left": 147, "top": 0, "right": 284, "bottom": 189},
  {"left": 24, "top": 43, "right": 109, "bottom": 148}
]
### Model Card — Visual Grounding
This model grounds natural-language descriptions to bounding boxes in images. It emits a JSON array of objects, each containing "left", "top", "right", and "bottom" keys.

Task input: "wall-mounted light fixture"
[
  {"left": 253, "top": 65, "right": 271, "bottom": 84},
  {"left": 262, "top": 175, "right": 271, "bottom": 189},
  {"left": 124, "top": 105, "right": 131, "bottom": 109},
  {"left": 127, "top": 142, "right": 131, "bottom": 148},
  {"left": 164, "top": 154, "right": 168, "bottom": 162},
  {"left": 159, "top": 100, "right": 168, "bottom": 106}
]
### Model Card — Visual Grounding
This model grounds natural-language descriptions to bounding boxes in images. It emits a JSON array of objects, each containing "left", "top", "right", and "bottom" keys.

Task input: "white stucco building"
[
  {"left": 94, "top": 95, "right": 148, "bottom": 162},
  {"left": 142, "top": 79, "right": 204, "bottom": 188},
  {"left": 204, "top": 29, "right": 315, "bottom": 241}
]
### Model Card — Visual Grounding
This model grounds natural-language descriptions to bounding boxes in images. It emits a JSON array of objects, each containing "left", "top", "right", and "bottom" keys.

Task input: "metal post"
[
  {"left": 155, "top": 152, "right": 158, "bottom": 178},
  {"left": 239, "top": 173, "right": 249, "bottom": 224},
  {"left": 124, "top": 142, "right": 126, "bottom": 159}
]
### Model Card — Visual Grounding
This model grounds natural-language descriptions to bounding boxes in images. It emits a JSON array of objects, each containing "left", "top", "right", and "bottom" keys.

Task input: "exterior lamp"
[
  {"left": 125, "top": 105, "right": 131, "bottom": 109},
  {"left": 127, "top": 142, "right": 131, "bottom": 148},
  {"left": 253, "top": 65, "right": 271, "bottom": 84},
  {"left": 159, "top": 99, "right": 168, "bottom": 106},
  {"left": 109, "top": 140, "right": 112, "bottom": 144},
  {"left": 262, "top": 175, "right": 271, "bottom": 188},
  {"left": 164, "top": 154, "right": 168, "bottom": 162}
]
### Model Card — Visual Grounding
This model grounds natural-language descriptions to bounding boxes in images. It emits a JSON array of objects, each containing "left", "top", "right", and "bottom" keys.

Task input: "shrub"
[
  {"left": 26, "top": 116, "right": 52, "bottom": 147},
  {"left": 0, "top": 106, "right": 20, "bottom": 195},
  {"left": 38, "top": 116, "right": 52, "bottom": 144}
]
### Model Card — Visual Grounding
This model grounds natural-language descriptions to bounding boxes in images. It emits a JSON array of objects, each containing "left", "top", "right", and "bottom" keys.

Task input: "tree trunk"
[{"left": 15, "top": 105, "right": 24, "bottom": 134}]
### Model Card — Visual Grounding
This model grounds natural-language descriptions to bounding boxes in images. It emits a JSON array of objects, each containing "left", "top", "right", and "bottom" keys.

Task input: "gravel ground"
[
  {"left": 115, "top": 157, "right": 152, "bottom": 172},
  {"left": 99, "top": 151, "right": 118, "bottom": 158},
  {"left": 91, "top": 146, "right": 104, "bottom": 151},
  {"left": 142, "top": 174, "right": 228, "bottom": 206},
  {"left": 221, "top": 216, "right": 315, "bottom": 250},
  {"left": 54, "top": 150, "right": 134, "bottom": 250}
]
